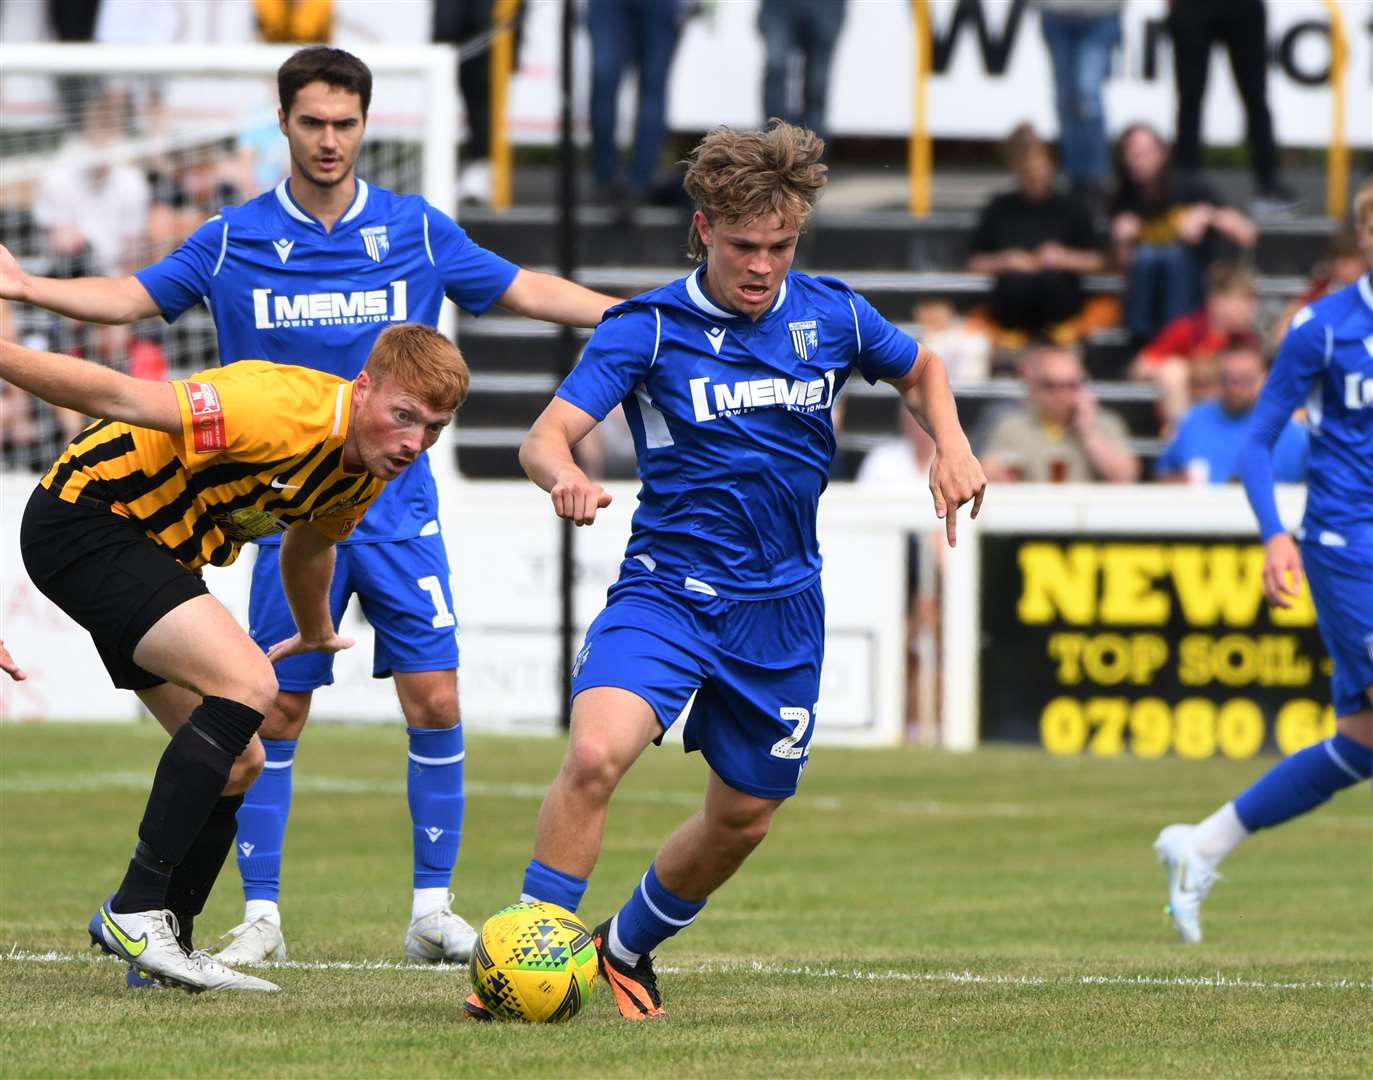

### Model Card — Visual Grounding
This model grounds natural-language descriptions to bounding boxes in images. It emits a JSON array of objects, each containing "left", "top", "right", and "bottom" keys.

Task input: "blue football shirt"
[
  {"left": 558, "top": 267, "right": 918, "bottom": 599},
  {"left": 1240, "top": 273, "right": 1373, "bottom": 546},
  {"left": 1157, "top": 400, "right": 1307, "bottom": 483},
  {"left": 135, "top": 178, "right": 519, "bottom": 543}
]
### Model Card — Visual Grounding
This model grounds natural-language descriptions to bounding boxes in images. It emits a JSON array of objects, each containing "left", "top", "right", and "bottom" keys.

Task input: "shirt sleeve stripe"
[
  {"left": 847, "top": 296, "right": 862, "bottom": 352},
  {"left": 211, "top": 221, "right": 229, "bottom": 277}
]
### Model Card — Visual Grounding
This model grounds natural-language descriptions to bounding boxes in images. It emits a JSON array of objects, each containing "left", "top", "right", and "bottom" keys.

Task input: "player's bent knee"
[
  {"left": 561, "top": 736, "right": 629, "bottom": 800},
  {"left": 225, "top": 737, "right": 266, "bottom": 794},
  {"left": 236, "top": 666, "right": 280, "bottom": 718}
]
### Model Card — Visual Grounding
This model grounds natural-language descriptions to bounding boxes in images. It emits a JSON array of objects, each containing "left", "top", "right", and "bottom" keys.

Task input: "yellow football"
[{"left": 468, "top": 901, "right": 598, "bottom": 1022}]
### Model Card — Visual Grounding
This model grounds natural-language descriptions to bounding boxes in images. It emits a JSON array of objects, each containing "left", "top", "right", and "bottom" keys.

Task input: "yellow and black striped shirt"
[{"left": 41, "top": 361, "right": 384, "bottom": 571}]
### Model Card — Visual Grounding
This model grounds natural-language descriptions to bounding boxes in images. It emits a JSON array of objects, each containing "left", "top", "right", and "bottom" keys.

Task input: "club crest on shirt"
[
  {"left": 788, "top": 319, "right": 818, "bottom": 361},
  {"left": 361, "top": 225, "right": 390, "bottom": 263}
]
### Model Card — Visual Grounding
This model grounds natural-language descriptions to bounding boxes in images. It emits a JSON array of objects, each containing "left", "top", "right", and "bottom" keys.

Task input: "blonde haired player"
[{"left": 468, "top": 123, "right": 985, "bottom": 1020}]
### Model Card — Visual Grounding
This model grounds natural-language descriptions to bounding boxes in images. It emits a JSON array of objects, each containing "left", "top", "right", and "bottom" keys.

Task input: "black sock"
[
  {"left": 111, "top": 842, "right": 175, "bottom": 915},
  {"left": 111, "top": 697, "right": 262, "bottom": 915},
  {"left": 166, "top": 794, "right": 245, "bottom": 951}
]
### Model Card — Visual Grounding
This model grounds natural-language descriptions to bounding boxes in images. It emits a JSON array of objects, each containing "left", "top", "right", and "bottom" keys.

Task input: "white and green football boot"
[
  {"left": 1153, "top": 824, "right": 1220, "bottom": 944},
  {"left": 89, "top": 900, "right": 279, "bottom": 992}
]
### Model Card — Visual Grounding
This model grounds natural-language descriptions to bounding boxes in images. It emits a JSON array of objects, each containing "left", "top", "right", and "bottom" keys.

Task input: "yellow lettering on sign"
[
  {"left": 1274, "top": 699, "right": 1337, "bottom": 755},
  {"left": 1018, "top": 543, "right": 1097, "bottom": 625},
  {"left": 1173, "top": 634, "right": 1314, "bottom": 687},
  {"left": 1099, "top": 544, "right": 1170, "bottom": 625},
  {"left": 1170, "top": 545, "right": 1265, "bottom": 626},
  {"left": 1048, "top": 633, "right": 1087, "bottom": 683}
]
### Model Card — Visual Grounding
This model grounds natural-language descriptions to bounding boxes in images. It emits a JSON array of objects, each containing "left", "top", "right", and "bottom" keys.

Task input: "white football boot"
[
  {"left": 1153, "top": 824, "right": 1220, "bottom": 944},
  {"left": 89, "top": 901, "right": 278, "bottom": 992},
  {"left": 214, "top": 917, "right": 288, "bottom": 966},
  {"left": 405, "top": 896, "right": 477, "bottom": 963}
]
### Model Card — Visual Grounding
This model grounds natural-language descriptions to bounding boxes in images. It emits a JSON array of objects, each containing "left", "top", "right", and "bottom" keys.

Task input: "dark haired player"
[{"left": 0, "top": 45, "right": 617, "bottom": 972}]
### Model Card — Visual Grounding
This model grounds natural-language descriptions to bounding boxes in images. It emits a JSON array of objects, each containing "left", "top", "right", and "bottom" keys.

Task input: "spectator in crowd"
[
  {"left": 1155, "top": 339, "right": 1307, "bottom": 485},
  {"left": 1035, "top": 0, "right": 1123, "bottom": 203},
  {"left": 1167, "top": 0, "right": 1295, "bottom": 215},
  {"left": 1272, "top": 226, "right": 1366, "bottom": 340},
  {"left": 856, "top": 404, "right": 939, "bottom": 743},
  {"left": 1132, "top": 261, "right": 1261, "bottom": 431},
  {"left": 1109, "top": 122, "right": 1255, "bottom": 346},
  {"left": 34, "top": 90, "right": 150, "bottom": 276},
  {"left": 587, "top": 0, "right": 682, "bottom": 207},
  {"left": 967, "top": 124, "right": 1106, "bottom": 346},
  {"left": 981, "top": 344, "right": 1139, "bottom": 483},
  {"left": 758, "top": 0, "right": 848, "bottom": 145},
  {"left": 915, "top": 299, "right": 992, "bottom": 384},
  {"left": 434, "top": 0, "right": 528, "bottom": 206}
]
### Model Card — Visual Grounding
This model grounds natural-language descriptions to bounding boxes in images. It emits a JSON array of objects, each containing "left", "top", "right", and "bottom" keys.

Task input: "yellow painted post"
[
  {"left": 909, "top": 0, "right": 932, "bottom": 217},
  {"left": 1321, "top": 0, "right": 1348, "bottom": 218},
  {"left": 489, "top": 0, "right": 522, "bottom": 212}
]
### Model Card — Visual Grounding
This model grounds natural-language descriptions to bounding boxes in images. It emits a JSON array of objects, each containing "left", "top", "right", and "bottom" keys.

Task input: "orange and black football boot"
[
  {"left": 591, "top": 919, "right": 665, "bottom": 1020},
  {"left": 463, "top": 992, "right": 493, "bottom": 1021}
]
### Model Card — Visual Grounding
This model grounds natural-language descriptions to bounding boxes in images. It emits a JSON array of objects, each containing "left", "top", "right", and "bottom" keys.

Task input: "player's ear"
[
  {"left": 692, "top": 211, "right": 712, "bottom": 251},
  {"left": 278, "top": 107, "right": 288, "bottom": 136}
]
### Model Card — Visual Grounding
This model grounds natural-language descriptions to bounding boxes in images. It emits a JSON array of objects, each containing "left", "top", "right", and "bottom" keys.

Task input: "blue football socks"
[
  {"left": 408, "top": 725, "right": 465, "bottom": 889},
  {"left": 521, "top": 859, "right": 589, "bottom": 912},
  {"left": 1234, "top": 733, "right": 1373, "bottom": 832},
  {"left": 235, "top": 737, "right": 296, "bottom": 903},
  {"left": 610, "top": 863, "right": 706, "bottom": 963}
]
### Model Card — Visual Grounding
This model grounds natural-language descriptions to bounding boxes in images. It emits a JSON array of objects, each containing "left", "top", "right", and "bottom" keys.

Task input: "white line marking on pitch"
[
  {"left": 4, "top": 948, "right": 1367, "bottom": 991},
  {"left": 3, "top": 774, "right": 1368, "bottom": 828}
]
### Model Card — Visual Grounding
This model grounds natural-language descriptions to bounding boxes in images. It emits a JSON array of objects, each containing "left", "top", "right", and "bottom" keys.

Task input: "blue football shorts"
[
  {"left": 1301, "top": 539, "right": 1373, "bottom": 717},
  {"left": 249, "top": 532, "right": 460, "bottom": 692},
  {"left": 570, "top": 567, "right": 826, "bottom": 800}
]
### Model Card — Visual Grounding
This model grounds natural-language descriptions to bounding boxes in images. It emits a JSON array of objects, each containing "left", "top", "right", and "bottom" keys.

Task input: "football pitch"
[{"left": 1, "top": 723, "right": 1369, "bottom": 1078}]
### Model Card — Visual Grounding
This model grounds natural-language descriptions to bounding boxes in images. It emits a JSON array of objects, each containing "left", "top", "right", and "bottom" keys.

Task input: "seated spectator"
[
  {"left": 1109, "top": 122, "right": 1255, "bottom": 346},
  {"left": 33, "top": 89, "right": 150, "bottom": 276},
  {"left": 967, "top": 124, "right": 1106, "bottom": 346},
  {"left": 1132, "top": 261, "right": 1260, "bottom": 431},
  {"left": 1272, "top": 226, "right": 1365, "bottom": 340},
  {"left": 981, "top": 344, "right": 1139, "bottom": 483},
  {"left": 1155, "top": 340, "right": 1307, "bottom": 484},
  {"left": 915, "top": 299, "right": 992, "bottom": 384}
]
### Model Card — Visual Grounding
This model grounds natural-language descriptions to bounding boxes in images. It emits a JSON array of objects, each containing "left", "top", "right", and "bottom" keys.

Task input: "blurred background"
[{"left": 1, "top": 0, "right": 1369, "bottom": 764}]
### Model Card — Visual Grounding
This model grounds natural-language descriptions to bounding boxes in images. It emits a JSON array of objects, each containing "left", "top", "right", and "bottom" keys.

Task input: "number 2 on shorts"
[{"left": 771, "top": 706, "right": 813, "bottom": 760}]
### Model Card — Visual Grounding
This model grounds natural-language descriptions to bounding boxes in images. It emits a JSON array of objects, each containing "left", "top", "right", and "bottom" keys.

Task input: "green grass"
[{"left": 1, "top": 724, "right": 1369, "bottom": 1078}]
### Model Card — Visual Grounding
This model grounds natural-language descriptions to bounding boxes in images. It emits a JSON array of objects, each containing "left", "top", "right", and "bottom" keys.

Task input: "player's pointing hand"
[
  {"left": 550, "top": 470, "right": 612, "bottom": 526},
  {"left": 929, "top": 440, "right": 987, "bottom": 548}
]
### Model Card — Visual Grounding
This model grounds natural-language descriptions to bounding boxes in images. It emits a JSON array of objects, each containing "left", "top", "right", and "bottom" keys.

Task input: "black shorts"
[{"left": 20, "top": 485, "right": 208, "bottom": 691}]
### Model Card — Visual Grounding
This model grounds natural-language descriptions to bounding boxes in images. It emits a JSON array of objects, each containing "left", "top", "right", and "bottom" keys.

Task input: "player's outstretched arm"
[
  {"left": 1239, "top": 310, "right": 1324, "bottom": 608},
  {"left": 497, "top": 268, "right": 621, "bottom": 328},
  {"left": 519, "top": 396, "right": 612, "bottom": 526},
  {"left": 0, "top": 338, "right": 179, "bottom": 433},
  {"left": 887, "top": 347, "right": 987, "bottom": 547},
  {"left": 267, "top": 522, "right": 353, "bottom": 664},
  {"left": 0, "top": 244, "right": 159, "bottom": 324}
]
